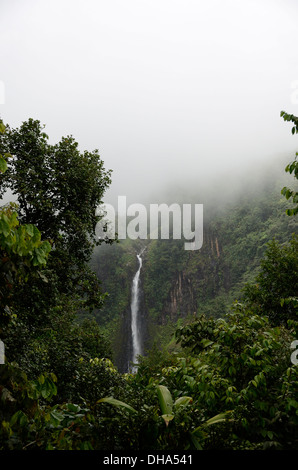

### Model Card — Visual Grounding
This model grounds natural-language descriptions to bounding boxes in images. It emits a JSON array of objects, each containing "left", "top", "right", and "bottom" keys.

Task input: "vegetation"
[
  {"left": 280, "top": 111, "right": 298, "bottom": 216},
  {"left": 94, "top": 179, "right": 297, "bottom": 356},
  {"left": 0, "top": 118, "right": 113, "bottom": 316},
  {"left": 0, "top": 112, "right": 297, "bottom": 450}
]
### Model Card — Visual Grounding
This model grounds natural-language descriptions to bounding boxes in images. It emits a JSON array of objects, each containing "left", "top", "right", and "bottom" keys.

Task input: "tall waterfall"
[{"left": 130, "top": 252, "right": 143, "bottom": 373}]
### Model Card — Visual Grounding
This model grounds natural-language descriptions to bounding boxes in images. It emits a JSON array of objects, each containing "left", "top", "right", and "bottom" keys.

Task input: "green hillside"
[{"left": 91, "top": 174, "right": 297, "bottom": 368}]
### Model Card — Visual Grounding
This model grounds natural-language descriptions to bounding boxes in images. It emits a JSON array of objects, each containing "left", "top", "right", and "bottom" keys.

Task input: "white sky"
[{"left": 1, "top": 0, "right": 298, "bottom": 206}]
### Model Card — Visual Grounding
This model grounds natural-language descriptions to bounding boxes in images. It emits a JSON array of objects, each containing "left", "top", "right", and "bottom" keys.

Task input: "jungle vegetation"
[{"left": 0, "top": 112, "right": 297, "bottom": 451}]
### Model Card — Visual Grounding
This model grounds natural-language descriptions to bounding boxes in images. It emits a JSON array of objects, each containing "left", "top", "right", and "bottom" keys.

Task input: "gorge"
[{"left": 91, "top": 177, "right": 298, "bottom": 373}]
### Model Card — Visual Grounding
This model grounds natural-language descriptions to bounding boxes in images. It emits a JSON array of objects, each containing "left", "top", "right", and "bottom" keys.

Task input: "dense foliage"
[
  {"left": 0, "top": 112, "right": 297, "bottom": 451},
  {"left": 0, "top": 118, "right": 112, "bottom": 315},
  {"left": 280, "top": 110, "right": 298, "bottom": 216}
]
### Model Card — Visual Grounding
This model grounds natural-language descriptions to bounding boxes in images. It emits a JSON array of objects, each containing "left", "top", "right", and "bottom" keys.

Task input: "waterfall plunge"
[{"left": 130, "top": 253, "right": 143, "bottom": 373}]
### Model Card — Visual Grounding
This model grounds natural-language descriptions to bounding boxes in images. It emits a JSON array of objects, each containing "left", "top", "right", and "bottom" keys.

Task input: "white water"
[{"left": 130, "top": 253, "right": 143, "bottom": 372}]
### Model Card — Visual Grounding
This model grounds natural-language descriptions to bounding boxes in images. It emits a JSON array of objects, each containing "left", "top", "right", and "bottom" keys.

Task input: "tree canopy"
[
  {"left": 280, "top": 111, "right": 298, "bottom": 216},
  {"left": 0, "top": 118, "right": 112, "bottom": 314}
]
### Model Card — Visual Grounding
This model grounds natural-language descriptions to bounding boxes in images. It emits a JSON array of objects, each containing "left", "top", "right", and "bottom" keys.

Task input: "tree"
[
  {"left": 0, "top": 118, "right": 112, "bottom": 313},
  {"left": 242, "top": 235, "right": 298, "bottom": 326},
  {"left": 172, "top": 305, "right": 298, "bottom": 449},
  {"left": 0, "top": 120, "right": 51, "bottom": 326},
  {"left": 280, "top": 111, "right": 298, "bottom": 216},
  {"left": 0, "top": 119, "right": 115, "bottom": 385}
]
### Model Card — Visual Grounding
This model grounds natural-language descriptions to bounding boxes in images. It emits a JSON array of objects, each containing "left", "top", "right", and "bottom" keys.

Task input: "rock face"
[
  {"left": 113, "top": 304, "right": 132, "bottom": 374},
  {"left": 161, "top": 271, "right": 196, "bottom": 324}
]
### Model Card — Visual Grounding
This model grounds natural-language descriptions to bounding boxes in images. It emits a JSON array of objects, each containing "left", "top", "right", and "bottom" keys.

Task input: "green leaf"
[
  {"left": 67, "top": 403, "right": 81, "bottom": 413},
  {"left": 25, "top": 224, "right": 35, "bottom": 237},
  {"left": 37, "top": 271, "right": 49, "bottom": 283},
  {"left": 97, "top": 397, "right": 137, "bottom": 414},
  {"left": 191, "top": 412, "right": 231, "bottom": 440},
  {"left": 10, "top": 410, "right": 28, "bottom": 427},
  {"left": 201, "top": 339, "right": 214, "bottom": 348},
  {"left": 0, "top": 156, "right": 7, "bottom": 173},
  {"left": 189, "top": 431, "right": 203, "bottom": 450},
  {"left": 156, "top": 385, "right": 173, "bottom": 416},
  {"left": 0, "top": 218, "right": 10, "bottom": 237},
  {"left": 0, "top": 122, "right": 5, "bottom": 134},
  {"left": 203, "top": 411, "right": 232, "bottom": 427},
  {"left": 161, "top": 413, "right": 174, "bottom": 426},
  {"left": 50, "top": 409, "right": 64, "bottom": 425},
  {"left": 267, "top": 431, "right": 274, "bottom": 440},
  {"left": 174, "top": 396, "right": 193, "bottom": 409}
]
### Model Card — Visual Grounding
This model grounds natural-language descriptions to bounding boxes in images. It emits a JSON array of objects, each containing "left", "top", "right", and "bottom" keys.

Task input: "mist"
[{"left": 1, "top": 0, "right": 298, "bottom": 210}]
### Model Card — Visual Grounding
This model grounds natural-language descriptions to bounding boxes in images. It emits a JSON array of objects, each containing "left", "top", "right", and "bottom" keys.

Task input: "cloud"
[{"left": 0, "top": 0, "right": 297, "bottom": 207}]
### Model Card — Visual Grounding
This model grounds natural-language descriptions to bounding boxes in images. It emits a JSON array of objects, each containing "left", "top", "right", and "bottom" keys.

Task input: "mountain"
[{"left": 90, "top": 173, "right": 297, "bottom": 372}]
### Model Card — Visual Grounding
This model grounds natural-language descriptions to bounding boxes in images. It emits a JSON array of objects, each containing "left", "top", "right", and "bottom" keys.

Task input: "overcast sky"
[{"left": 1, "top": 0, "right": 298, "bottom": 207}]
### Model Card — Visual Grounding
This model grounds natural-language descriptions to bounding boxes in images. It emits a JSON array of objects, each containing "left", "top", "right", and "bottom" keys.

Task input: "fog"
[{"left": 1, "top": 0, "right": 298, "bottom": 209}]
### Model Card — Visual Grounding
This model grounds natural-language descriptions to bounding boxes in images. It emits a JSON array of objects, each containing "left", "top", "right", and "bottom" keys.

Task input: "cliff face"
[
  {"left": 140, "top": 224, "right": 228, "bottom": 325},
  {"left": 161, "top": 271, "right": 196, "bottom": 324},
  {"left": 156, "top": 230, "right": 225, "bottom": 324}
]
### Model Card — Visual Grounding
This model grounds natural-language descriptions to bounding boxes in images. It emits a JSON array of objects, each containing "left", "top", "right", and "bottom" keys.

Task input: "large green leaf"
[
  {"left": 191, "top": 411, "right": 232, "bottom": 439},
  {"left": 156, "top": 385, "right": 173, "bottom": 416},
  {"left": 204, "top": 412, "right": 230, "bottom": 426},
  {"left": 174, "top": 396, "right": 193, "bottom": 409},
  {"left": 97, "top": 397, "right": 137, "bottom": 414}
]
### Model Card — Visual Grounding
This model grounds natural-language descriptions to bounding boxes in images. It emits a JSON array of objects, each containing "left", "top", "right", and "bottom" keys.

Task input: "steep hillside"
[{"left": 91, "top": 176, "right": 297, "bottom": 371}]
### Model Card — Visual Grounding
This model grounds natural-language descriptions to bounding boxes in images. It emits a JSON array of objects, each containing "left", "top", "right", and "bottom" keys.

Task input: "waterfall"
[{"left": 130, "top": 252, "right": 143, "bottom": 373}]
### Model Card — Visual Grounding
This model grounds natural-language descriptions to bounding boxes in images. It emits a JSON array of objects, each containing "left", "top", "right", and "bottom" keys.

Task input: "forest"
[{"left": 0, "top": 111, "right": 297, "bottom": 452}]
